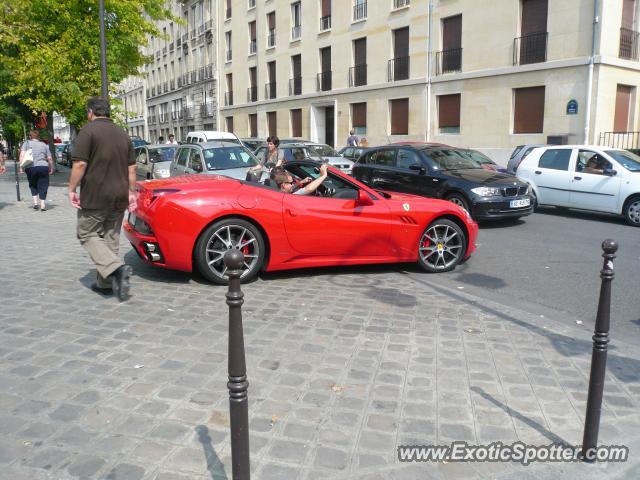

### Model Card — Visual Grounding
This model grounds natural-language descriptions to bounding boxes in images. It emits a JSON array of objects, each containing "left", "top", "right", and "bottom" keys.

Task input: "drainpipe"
[
  {"left": 426, "top": 0, "right": 433, "bottom": 142},
  {"left": 584, "top": 0, "right": 599, "bottom": 145}
]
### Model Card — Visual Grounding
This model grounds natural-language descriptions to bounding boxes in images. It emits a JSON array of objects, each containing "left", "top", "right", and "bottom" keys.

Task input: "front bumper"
[{"left": 470, "top": 195, "right": 534, "bottom": 220}]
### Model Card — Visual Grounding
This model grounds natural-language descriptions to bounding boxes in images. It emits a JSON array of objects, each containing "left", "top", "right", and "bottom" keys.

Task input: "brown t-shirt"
[{"left": 72, "top": 118, "right": 135, "bottom": 210}]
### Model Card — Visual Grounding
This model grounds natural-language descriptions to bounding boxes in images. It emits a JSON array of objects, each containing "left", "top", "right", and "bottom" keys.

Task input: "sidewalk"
[{"left": 0, "top": 161, "right": 638, "bottom": 479}]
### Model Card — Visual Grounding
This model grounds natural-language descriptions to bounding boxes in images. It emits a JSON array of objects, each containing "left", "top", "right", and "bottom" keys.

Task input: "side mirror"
[
  {"left": 356, "top": 189, "right": 374, "bottom": 206},
  {"left": 603, "top": 168, "right": 617, "bottom": 176},
  {"left": 409, "top": 164, "right": 426, "bottom": 174}
]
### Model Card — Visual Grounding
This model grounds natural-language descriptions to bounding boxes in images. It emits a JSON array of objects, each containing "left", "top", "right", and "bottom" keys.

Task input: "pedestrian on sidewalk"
[
  {"left": 20, "top": 130, "right": 53, "bottom": 211},
  {"left": 67, "top": 97, "right": 136, "bottom": 301},
  {"left": 346, "top": 129, "right": 359, "bottom": 147},
  {"left": 0, "top": 144, "right": 6, "bottom": 174},
  {"left": 166, "top": 134, "right": 177, "bottom": 145}
]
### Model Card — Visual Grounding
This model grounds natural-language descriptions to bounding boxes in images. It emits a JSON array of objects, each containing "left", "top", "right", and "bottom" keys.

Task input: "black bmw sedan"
[{"left": 352, "top": 144, "right": 534, "bottom": 221}]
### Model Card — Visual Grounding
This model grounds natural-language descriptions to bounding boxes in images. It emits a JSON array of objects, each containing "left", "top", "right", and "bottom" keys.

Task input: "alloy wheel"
[
  {"left": 626, "top": 199, "right": 640, "bottom": 226},
  {"left": 205, "top": 224, "right": 261, "bottom": 280},
  {"left": 419, "top": 223, "right": 464, "bottom": 271}
]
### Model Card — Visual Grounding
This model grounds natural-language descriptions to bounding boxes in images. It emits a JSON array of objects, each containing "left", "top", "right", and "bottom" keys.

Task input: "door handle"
[
  {"left": 534, "top": 171, "right": 542, "bottom": 175},
  {"left": 574, "top": 176, "right": 582, "bottom": 180},
  {"left": 286, "top": 208, "right": 297, "bottom": 217}
]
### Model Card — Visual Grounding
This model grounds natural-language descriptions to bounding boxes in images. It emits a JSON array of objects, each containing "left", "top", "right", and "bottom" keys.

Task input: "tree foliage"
[{"left": 0, "top": 0, "right": 176, "bottom": 130}]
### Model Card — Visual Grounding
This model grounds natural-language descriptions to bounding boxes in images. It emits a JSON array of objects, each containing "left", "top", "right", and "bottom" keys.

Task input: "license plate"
[
  {"left": 128, "top": 212, "right": 137, "bottom": 226},
  {"left": 510, "top": 198, "right": 531, "bottom": 208}
]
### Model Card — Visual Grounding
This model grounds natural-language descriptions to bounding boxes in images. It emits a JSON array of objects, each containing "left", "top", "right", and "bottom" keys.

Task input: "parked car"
[
  {"left": 54, "top": 144, "right": 66, "bottom": 165},
  {"left": 462, "top": 149, "right": 509, "bottom": 173},
  {"left": 254, "top": 142, "right": 355, "bottom": 174},
  {"left": 338, "top": 146, "right": 369, "bottom": 161},
  {"left": 516, "top": 145, "right": 640, "bottom": 226},
  {"left": 240, "top": 138, "right": 265, "bottom": 152},
  {"left": 125, "top": 160, "right": 478, "bottom": 284},
  {"left": 170, "top": 141, "right": 259, "bottom": 180},
  {"left": 185, "top": 130, "right": 242, "bottom": 145},
  {"left": 60, "top": 142, "right": 75, "bottom": 166},
  {"left": 352, "top": 143, "right": 534, "bottom": 221},
  {"left": 135, "top": 144, "right": 179, "bottom": 179},
  {"left": 506, "top": 144, "right": 547, "bottom": 173}
]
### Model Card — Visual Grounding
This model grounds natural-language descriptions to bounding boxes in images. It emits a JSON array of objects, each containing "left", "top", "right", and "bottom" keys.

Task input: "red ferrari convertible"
[{"left": 124, "top": 161, "right": 478, "bottom": 284}]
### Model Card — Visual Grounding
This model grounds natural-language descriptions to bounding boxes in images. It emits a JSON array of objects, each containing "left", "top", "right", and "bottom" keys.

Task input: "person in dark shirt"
[{"left": 67, "top": 97, "right": 136, "bottom": 301}]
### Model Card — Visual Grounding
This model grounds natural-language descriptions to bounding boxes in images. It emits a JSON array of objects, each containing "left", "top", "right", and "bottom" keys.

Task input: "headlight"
[
  {"left": 471, "top": 186, "right": 502, "bottom": 197},
  {"left": 526, "top": 183, "right": 532, "bottom": 195}
]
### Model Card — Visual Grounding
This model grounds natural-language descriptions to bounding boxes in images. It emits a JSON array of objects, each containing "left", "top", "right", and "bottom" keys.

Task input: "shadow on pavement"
[
  {"left": 195, "top": 425, "right": 228, "bottom": 480},
  {"left": 471, "top": 386, "right": 569, "bottom": 445},
  {"left": 477, "top": 217, "right": 527, "bottom": 229},
  {"left": 535, "top": 206, "right": 627, "bottom": 227},
  {"left": 123, "top": 250, "right": 205, "bottom": 285}
]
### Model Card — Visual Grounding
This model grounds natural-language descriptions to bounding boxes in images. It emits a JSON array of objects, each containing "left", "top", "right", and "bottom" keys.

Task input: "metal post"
[
  {"left": 582, "top": 239, "right": 617, "bottom": 462},
  {"left": 224, "top": 250, "right": 250, "bottom": 479},
  {"left": 99, "top": 0, "right": 108, "bottom": 97}
]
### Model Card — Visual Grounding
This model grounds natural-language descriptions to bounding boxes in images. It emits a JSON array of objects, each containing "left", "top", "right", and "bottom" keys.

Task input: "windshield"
[
  {"left": 308, "top": 144, "right": 339, "bottom": 157},
  {"left": 203, "top": 146, "right": 258, "bottom": 170},
  {"left": 423, "top": 148, "right": 483, "bottom": 170},
  {"left": 148, "top": 146, "right": 177, "bottom": 163},
  {"left": 462, "top": 150, "right": 494, "bottom": 165},
  {"left": 605, "top": 150, "right": 640, "bottom": 172}
]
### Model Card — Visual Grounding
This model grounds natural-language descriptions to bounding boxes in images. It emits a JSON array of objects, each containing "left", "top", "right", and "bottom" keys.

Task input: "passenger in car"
[
  {"left": 273, "top": 164, "right": 328, "bottom": 195},
  {"left": 584, "top": 157, "right": 604, "bottom": 175}
]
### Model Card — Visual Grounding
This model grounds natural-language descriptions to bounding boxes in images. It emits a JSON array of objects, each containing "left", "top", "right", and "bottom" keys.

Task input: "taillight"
[{"left": 137, "top": 187, "right": 181, "bottom": 209}]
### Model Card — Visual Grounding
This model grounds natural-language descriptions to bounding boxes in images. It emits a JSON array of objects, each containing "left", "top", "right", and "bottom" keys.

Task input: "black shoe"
[
  {"left": 33, "top": 205, "right": 39, "bottom": 210},
  {"left": 111, "top": 265, "right": 132, "bottom": 301},
  {"left": 91, "top": 283, "right": 113, "bottom": 295}
]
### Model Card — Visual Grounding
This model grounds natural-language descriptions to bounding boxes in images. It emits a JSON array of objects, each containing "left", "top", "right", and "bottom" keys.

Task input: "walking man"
[
  {"left": 67, "top": 97, "right": 136, "bottom": 301},
  {"left": 346, "top": 129, "right": 359, "bottom": 147},
  {"left": 166, "top": 134, "right": 178, "bottom": 145}
]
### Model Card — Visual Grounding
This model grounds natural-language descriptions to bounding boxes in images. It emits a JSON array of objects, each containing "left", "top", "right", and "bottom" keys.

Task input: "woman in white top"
[{"left": 20, "top": 130, "right": 53, "bottom": 211}]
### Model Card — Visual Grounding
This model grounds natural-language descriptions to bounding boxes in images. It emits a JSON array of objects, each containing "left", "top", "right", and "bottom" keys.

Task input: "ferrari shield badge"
[{"left": 403, "top": 203, "right": 410, "bottom": 212}]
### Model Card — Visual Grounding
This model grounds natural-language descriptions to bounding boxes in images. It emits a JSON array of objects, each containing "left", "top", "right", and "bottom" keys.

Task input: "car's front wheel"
[
  {"left": 446, "top": 193, "right": 470, "bottom": 212},
  {"left": 195, "top": 219, "right": 265, "bottom": 284},
  {"left": 623, "top": 196, "right": 640, "bottom": 227},
  {"left": 417, "top": 219, "right": 466, "bottom": 273}
]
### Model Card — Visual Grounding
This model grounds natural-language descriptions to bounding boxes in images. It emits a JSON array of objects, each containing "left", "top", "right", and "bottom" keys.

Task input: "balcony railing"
[
  {"left": 320, "top": 15, "right": 331, "bottom": 31},
  {"left": 292, "top": 25, "right": 301, "bottom": 40},
  {"left": 249, "top": 40, "right": 257, "bottom": 55},
  {"left": 182, "top": 107, "right": 194, "bottom": 119},
  {"left": 513, "top": 31, "right": 547, "bottom": 65},
  {"left": 198, "top": 66, "right": 205, "bottom": 81},
  {"left": 289, "top": 76, "right": 302, "bottom": 95},
  {"left": 349, "top": 64, "right": 367, "bottom": 87},
  {"left": 599, "top": 131, "right": 640, "bottom": 149},
  {"left": 353, "top": 2, "right": 367, "bottom": 21},
  {"left": 317, "top": 71, "right": 332, "bottom": 91},
  {"left": 619, "top": 28, "right": 640, "bottom": 60},
  {"left": 226, "top": 50, "right": 232, "bottom": 62},
  {"left": 267, "top": 29, "right": 276, "bottom": 48},
  {"left": 225, "top": 91, "right": 234, "bottom": 106},
  {"left": 190, "top": 70, "right": 197, "bottom": 83},
  {"left": 200, "top": 102, "right": 215, "bottom": 117},
  {"left": 182, "top": 73, "right": 190, "bottom": 86},
  {"left": 205, "top": 63, "right": 213, "bottom": 79},
  {"left": 147, "top": 116, "right": 156, "bottom": 125},
  {"left": 388, "top": 56, "right": 410, "bottom": 81},
  {"left": 247, "top": 86, "right": 258, "bottom": 102},
  {"left": 393, "top": 0, "right": 410, "bottom": 8},
  {"left": 265, "top": 82, "right": 276, "bottom": 99},
  {"left": 436, "top": 48, "right": 462, "bottom": 75}
]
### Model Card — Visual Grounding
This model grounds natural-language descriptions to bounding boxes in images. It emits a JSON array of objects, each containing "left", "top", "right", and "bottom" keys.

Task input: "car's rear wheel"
[
  {"left": 446, "top": 193, "right": 470, "bottom": 212},
  {"left": 417, "top": 219, "right": 466, "bottom": 273},
  {"left": 195, "top": 219, "right": 265, "bottom": 284},
  {"left": 623, "top": 196, "right": 640, "bottom": 227}
]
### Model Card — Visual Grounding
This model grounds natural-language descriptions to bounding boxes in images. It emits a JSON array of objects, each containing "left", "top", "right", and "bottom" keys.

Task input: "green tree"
[{"left": 0, "top": 0, "right": 175, "bottom": 130}]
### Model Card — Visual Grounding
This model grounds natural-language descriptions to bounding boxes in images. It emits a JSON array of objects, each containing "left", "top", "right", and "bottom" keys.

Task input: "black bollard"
[
  {"left": 14, "top": 156, "right": 21, "bottom": 202},
  {"left": 224, "top": 250, "right": 250, "bottom": 479},
  {"left": 581, "top": 239, "right": 618, "bottom": 462}
]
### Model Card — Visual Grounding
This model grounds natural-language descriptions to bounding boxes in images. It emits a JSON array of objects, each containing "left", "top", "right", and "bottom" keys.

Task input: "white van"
[{"left": 185, "top": 130, "right": 242, "bottom": 145}]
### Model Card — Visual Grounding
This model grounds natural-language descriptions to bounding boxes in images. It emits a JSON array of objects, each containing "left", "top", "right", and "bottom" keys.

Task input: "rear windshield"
[
  {"left": 605, "top": 150, "right": 640, "bottom": 172},
  {"left": 422, "top": 148, "right": 483, "bottom": 170},
  {"left": 148, "top": 146, "right": 177, "bottom": 163},
  {"left": 203, "top": 147, "right": 258, "bottom": 170}
]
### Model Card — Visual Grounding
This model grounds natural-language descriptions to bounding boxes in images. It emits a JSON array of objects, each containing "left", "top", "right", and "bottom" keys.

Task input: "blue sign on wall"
[{"left": 567, "top": 99, "right": 578, "bottom": 115}]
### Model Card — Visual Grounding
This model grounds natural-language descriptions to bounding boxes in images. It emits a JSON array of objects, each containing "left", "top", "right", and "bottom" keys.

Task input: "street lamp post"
[{"left": 99, "top": 0, "right": 108, "bottom": 97}]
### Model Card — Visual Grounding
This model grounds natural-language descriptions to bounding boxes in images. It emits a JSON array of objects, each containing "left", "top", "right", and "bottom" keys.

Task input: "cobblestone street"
[{"left": 1, "top": 163, "right": 639, "bottom": 479}]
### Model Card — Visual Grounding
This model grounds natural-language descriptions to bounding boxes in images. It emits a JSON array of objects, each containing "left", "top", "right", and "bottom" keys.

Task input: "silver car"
[
  {"left": 135, "top": 144, "right": 178, "bottom": 179},
  {"left": 169, "top": 141, "right": 259, "bottom": 180},
  {"left": 254, "top": 142, "right": 355, "bottom": 174}
]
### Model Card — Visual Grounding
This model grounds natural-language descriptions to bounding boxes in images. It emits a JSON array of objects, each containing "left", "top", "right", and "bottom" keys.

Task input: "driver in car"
[{"left": 274, "top": 164, "right": 329, "bottom": 195}]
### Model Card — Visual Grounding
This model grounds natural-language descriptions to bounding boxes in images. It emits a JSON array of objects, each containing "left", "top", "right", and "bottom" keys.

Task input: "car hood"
[
  {"left": 203, "top": 166, "right": 253, "bottom": 180},
  {"left": 442, "top": 168, "right": 527, "bottom": 185}
]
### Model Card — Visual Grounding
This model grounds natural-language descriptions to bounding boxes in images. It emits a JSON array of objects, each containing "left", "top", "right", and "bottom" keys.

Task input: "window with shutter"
[
  {"left": 614, "top": 85, "right": 633, "bottom": 132},
  {"left": 513, "top": 86, "right": 545, "bottom": 134},
  {"left": 390, "top": 99, "right": 409, "bottom": 135},
  {"left": 291, "top": 109, "right": 302, "bottom": 137},
  {"left": 267, "top": 111, "right": 277, "bottom": 137},
  {"left": 438, "top": 94, "right": 461, "bottom": 133},
  {"left": 351, "top": 103, "right": 366, "bottom": 135},
  {"left": 249, "top": 114, "right": 257, "bottom": 137}
]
